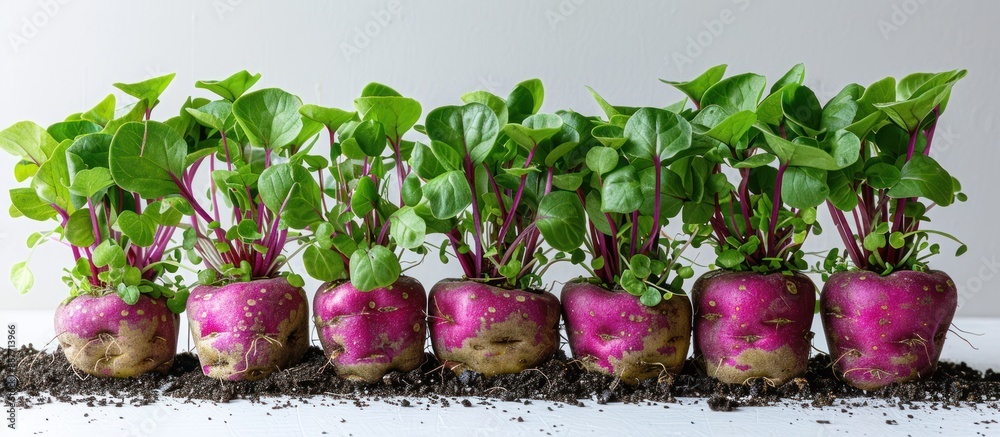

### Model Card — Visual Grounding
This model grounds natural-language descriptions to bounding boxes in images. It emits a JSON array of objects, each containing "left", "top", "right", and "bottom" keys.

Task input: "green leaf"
[
  {"left": 864, "top": 163, "right": 901, "bottom": 189},
  {"left": 68, "top": 167, "right": 114, "bottom": 199},
  {"left": 781, "top": 167, "right": 829, "bottom": 209},
  {"left": 660, "top": 64, "right": 727, "bottom": 105},
  {"left": 0, "top": 121, "right": 59, "bottom": 165},
  {"left": 536, "top": 191, "right": 586, "bottom": 252},
  {"left": 196, "top": 70, "right": 261, "bottom": 101},
  {"left": 631, "top": 254, "right": 651, "bottom": 279},
  {"left": 876, "top": 80, "right": 961, "bottom": 132},
  {"left": 166, "top": 289, "right": 189, "bottom": 314},
  {"left": 32, "top": 140, "right": 73, "bottom": 210},
  {"left": 462, "top": 90, "right": 509, "bottom": 128},
  {"left": 601, "top": 165, "right": 643, "bottom": 214},
  {"left": 887, "top": 154, "right": 954, "bottom": 206},
  {"left": 410, "top": 142, "right": 446, "bottom": 179},
  {"left": 771, "top": 64, "right": 806, "bottom": 94},
  {"left": 108, "top": 121, "right": 186, "bottom": 198},
  {"left": 9, "top": 188, "right": 55, "bottom": 221},
  {"left": 352, "top": 119, "right": 387, "bottom": 157},
  {"left": 504, "top": 113, "right": 563, "bottom": 149},
  {"left": 299, "top": 104, "right": 357, "bottom": 132},
  {"left": 81, "top": 94, "right": 116, "bottom": 126},
  {"left": 640, "top": 287, "right": 662, "bottom": 307},
  {"left": 701, "top": 73, "right": 767, "bottom": 115},
  {"left": 303, "top": 245, "right": 345, "bottom": 282},
  {"left": 585, "top": 86, "right": 639, "bottom": 119},
  {"left": 117, "top": 284, "right": 140, "bottom": 305},
  {"left": 402, "top": 173, "right": 422, "bottom": 206},
  {"left": 114, "top": 73, "right": 175, "bottom": 106},
  {"left": 258, "top": 162, "right": 323, "bottom": 229},
  {"left": 185, "top": 100, "right": 233, "bottom": 132},
  {"left": 349, "top": 246, "right": 402, "bottom": 292},
  {"left": 889, "top": 232, "right": 906, "bottom": 249},
  {"left": 423, "top": 170, "right": 472, "bottom": 219},
  {"left": 425, "top": 103, "right": 500, "bottom": 166},
  {"left": 863, "top": 232, "right": 886, "bottom": 252},
  {"left": 622, "top": 107, "right": 693, "bottom": 161},
  {"left": 47, "top": 120, "right": 101, "bottom": 143},
  {"left": 620, "top": 270, "right": 645, "bottom": 296},
  {"left": 65, "top": 208, "right": 96, "bottom": 247},
  {"left": 352, "top": 176, "right": 378, "bottom": 217},
  {"left": 756, "top": 128, "right": 860, "bottom": 170},
  {"left": 353, "top": 96, "right": 422, "bottom": 144},
  {"left": 11, "top": 262, "right": 33, "bottom": 294},
  {"left": 825, "top": 170, "right": 858, "bottom": 211},
  {"left": 703, "top": 110, "right": 756, "bottom": 146},
  {"left": 732, "top": 153, "right": 775, "bottom": 169},
  {"left": 717, "top": 249, "right": 745, "bottom": 269},
  {"left": 117, "top": 210, "right": 155, "bottom": 247},
  {"left": 14, "top": 161, "right": 38, "bottom": 182},
  {"left": 506, "top": 79, "right": 545, "bottom": 123},
  {"left": 232, "top": 88, "right": 303, "bottom": 150},
  {"left": 585, "top": 146, "right": 618, "bottom": 175},
  {"left": 390, "top": 206, "right": 426, "bottom": 249},
  {"left": 361, "top": 82, "right": 402, "bottom": 97}
]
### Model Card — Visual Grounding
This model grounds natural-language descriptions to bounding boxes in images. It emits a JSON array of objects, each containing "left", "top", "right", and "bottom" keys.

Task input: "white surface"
[
  {"left": 4, "top": 310, "right": 1000, "bottom": 436},
  {"left": 1, "top": 0, "right": 999, "bottom": 316}
]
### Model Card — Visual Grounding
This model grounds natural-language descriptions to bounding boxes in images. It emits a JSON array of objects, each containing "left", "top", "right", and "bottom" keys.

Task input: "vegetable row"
[{"left": 3, "top": 65, "right": 967, "bottom": 390}]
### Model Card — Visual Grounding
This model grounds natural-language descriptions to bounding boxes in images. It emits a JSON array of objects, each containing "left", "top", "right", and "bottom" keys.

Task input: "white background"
[{"left": 1, "top": 0, "right": 998, "bottom": 316}]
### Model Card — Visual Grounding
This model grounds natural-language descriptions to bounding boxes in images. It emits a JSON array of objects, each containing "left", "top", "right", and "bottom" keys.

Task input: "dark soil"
[{"left": 6, "top": 344, "right": 1000, "bottom": 411}]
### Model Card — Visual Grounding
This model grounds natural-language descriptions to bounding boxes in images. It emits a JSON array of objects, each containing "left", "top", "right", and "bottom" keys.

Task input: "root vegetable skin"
[
  {"left": 429, "top": 279, "right": 560, "bottom": 377},
  {"left": 821, "top": 269, "right": 957, "bottom": 390},
  {"left": 187, "top": 277, "right": 309, "bottom": 381},
  {"left": 692, "top": 270, "right": 816, "bottom": 385},
  {"left": 562, "top": 281, "right": 691, "bottom": 384},
  {"left": 54, "top": 294, "right": 179, "bottom": 378},
  {"left": 313, "top": 277, "right": 427, "bottom": 383}
]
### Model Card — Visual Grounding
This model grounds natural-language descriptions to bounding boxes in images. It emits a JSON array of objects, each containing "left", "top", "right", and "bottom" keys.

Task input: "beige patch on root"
[
  {"left": 437, "top": 313, "right": 559, "bottom": 377},
  {"left": 702, "top": 344, "right": 805, "bottom": 386},
  {"left": 318, "top": 325, "right": 425, "bottom": 383},
  {"left": 190, "top": 300, "right": 309, "bottom": 381},
  {"left": 59, "top": 317, "right": 174, "bottom": 378},
  {"left": 596, "top": 298, "right": 692, "bottom": 385}
]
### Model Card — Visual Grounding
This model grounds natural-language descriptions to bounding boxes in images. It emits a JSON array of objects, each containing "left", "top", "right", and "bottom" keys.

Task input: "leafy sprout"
[
  {"left": 819, "top": 70, "right": 967, "bottom": 277},
  {"left": 4, "top": 74, "right": 190, "bottom": 312},
  {"left": 414, "top": 80, "right": 588, "bottom": 289},
  {"left": 295, "top": 83, "right": 424, "bottom": 292}
]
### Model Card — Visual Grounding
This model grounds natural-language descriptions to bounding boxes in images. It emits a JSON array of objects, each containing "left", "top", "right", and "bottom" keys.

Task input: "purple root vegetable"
[
  {"left": 428, "top": 279, "right": 560, "bottom": 376},
  {"left": 692, "top": 270, "right": 816, "bottom": 385},
  {"left": 562, "top": 280, "right": 691, "bottom": 385},
  {"left": 820, "top": 269, "right": 957, "bottom": 390},
  {"left": 187, "top": 277, "right": 310, "bottom": 381},
  {"left": 54, "top": 294, "right": 179, "bottom": 378},
  {"left": 313, "top": 276, "right": 427, "bottom": 383}
]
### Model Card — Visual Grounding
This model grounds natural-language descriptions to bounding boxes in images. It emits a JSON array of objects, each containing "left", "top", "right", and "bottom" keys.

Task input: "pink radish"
[
  {"left": 821, "top": 270, "right": 957, "bottom": 390},
  {"left": 313, "top": 276, "right": 427, "bottom": 382},
  {"left": 562, "top": 280, "right": 691, "bottom": 384},
  {"left": 54, "top": 294, "right": 179, "bottom": 378},
  {"left": 186, "top": 277, "right": 310, "bottom": 381},
  {"left": 428, "top": 279, "right": 560, "bottom": 376},
  {"left": 692, "top": 270, "right": 816, "bottom": 385}
]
